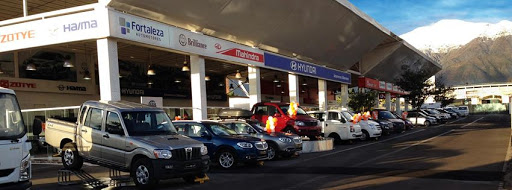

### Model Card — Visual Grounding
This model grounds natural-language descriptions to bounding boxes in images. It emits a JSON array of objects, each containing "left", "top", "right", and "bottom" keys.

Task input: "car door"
[
  {"left": 327, "top": 111, "right": 347, "bottom": 139},
  {"left": 407, "top": 112, "right": 418, "bottom": 124},
  {"left": 175, "top": 123, "right": 216, "bottom": 155},
  {"left": 308, "top": 112, "right": 326, "bottom": 135},
  {"left": 79, "top": 107, "right": 104, "bottom": 159},
  {"left": 253, "top": 105, "right": 269, "bottom": 124},
  {"left": 101, "top": 111, "right": 126, "bottom": 166}
]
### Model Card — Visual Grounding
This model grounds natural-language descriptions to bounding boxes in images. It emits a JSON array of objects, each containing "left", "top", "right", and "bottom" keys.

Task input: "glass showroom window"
[
  {"left": 0, "top": 53, "right": 15, "bottom": 77},
  {"left": 18, "top": 49, "right": 77, "bottom": 82}
]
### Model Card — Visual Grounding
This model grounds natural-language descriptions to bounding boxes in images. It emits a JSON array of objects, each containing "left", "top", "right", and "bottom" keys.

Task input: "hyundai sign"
[{"left": 264, "top": 53, "right": 351, "bottom": 84}]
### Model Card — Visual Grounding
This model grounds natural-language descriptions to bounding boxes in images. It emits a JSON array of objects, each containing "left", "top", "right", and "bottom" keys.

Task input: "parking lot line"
[
  {"left": 460, "top": 117, "right": 484, "bottom": 128},
  {"left": 354, "top": 129, "right": 454, "bottom": 167},
  {"left": 283, "top": 129, "right": 427, "bottom": 166}
]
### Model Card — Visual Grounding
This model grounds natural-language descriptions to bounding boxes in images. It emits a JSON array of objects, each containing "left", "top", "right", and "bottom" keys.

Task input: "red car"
[{"left": 251, "top": 102, "right": 321, "bottom": 139}]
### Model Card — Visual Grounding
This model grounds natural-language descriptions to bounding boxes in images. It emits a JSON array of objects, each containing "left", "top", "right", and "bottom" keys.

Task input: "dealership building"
[{"left": 0, "top": 0, "right": 440, "bottom": 156}]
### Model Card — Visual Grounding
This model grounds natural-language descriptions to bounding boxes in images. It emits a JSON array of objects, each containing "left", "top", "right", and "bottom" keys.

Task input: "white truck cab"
[
  {"left": 0, "top": 87, "right": 32, "bottom": 190},
  {"left": 308, "top": 110, "right": 362, "bottom": 143}
]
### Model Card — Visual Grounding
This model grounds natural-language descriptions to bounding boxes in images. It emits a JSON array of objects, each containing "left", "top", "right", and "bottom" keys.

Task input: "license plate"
[
  {"left": 185, "top": 164, "right": 196, "bottom": 169},
  {"left": 260, "top": 150, "right": 267, "bottom": 155}
]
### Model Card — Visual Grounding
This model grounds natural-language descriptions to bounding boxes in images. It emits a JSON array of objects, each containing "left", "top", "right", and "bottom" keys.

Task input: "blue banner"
[{"left": 264, "top": 53, "right": 351, "bottom": 84}]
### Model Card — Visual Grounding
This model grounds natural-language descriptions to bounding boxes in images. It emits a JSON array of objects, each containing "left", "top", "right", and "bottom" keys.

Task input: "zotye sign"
[
  {"left": 0, "top": 80, "right": 36, "bottom": 88},
  {"left": 1, "top": 30, "right": 34, "bottom": 43}
]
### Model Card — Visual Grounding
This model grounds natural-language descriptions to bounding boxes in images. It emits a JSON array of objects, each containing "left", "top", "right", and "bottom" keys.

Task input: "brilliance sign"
[{"left": 217, "top": 48, "right": 264, "bottom": 63}]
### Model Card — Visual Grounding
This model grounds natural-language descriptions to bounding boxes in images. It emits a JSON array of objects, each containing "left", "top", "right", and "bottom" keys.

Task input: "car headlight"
[
  {"left": 153, "top": 149, "right": 172, "bottom": 159},
  {"left": 19, "top": 154, "right": 30, "bottom": 181},
  {"left": 279, "top": 137, "right": 293, "bottom": 143},
  {"left": 295, "top": 121, "right": 305, "bottom": 126},
  {"left": 200, "top": 145, "right": 208, "bottom": 156},
  {"left": 237, "top": 142, "right": 254, "bottom": 149}
]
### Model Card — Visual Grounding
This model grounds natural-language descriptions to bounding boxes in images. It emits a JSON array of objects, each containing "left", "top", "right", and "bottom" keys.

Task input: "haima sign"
[
  {"left": 0, "top": 11, "right": 104, "bottom": 52},
  {"left": 263, "top": 53, "right": 351, "bottom": 84}
]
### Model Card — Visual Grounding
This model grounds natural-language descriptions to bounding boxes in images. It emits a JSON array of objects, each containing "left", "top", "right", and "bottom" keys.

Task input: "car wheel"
[
  {"left": 217, "top": 149, "right": 237, "bottom": 169},
  {"left": 61, "top": 143, "right": 83, "bottom": 170},
  {"left": 267, "top": 143, "right": 278, "bottom": 160},
  {"left": 132, "top": 158, "right": 158, "bottom": 188},
  {"left": 328, "top": 133, "right": 342, "bottom": 144},
  {"left": 360, "top": 131, "right": 370, "bottom": 141},
  {"left": 424, "top": 121, "right": 430, "bottom": 127},
  {"left": 284, "top": 127, "right": 297, "bottom": 134}
]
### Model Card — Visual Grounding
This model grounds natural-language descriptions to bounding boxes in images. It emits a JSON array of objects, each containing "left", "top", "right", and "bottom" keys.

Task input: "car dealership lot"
[{"left": 31, "top": 114, "right": 510, "bottom": 190}]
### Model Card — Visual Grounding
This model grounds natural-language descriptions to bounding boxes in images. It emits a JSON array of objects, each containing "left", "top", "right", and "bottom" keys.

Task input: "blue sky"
[{"left": 349, "top": 0, "right": 512, "bottom": 35}]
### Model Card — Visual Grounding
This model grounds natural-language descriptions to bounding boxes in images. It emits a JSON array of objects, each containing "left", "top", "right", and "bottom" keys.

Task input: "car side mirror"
[
  {"left": 201, "top": 132, "right": 212, "bottom": 139},
  {"left": 274, "top": 113, "right": 281, "bottom": 117}
]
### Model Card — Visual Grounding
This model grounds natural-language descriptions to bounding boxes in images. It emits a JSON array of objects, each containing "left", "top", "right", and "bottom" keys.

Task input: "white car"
[
  {"left": 406, "top": 111, "right": 437, "bottom": 127},
  {"left": 308, "top": 110, "right": 363, "bottom": 143},
  {"left": 341, "top": 111, "right": 382, "bottom": 140}
]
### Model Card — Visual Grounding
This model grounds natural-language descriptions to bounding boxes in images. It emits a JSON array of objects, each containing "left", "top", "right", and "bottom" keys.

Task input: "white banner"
[
  {"left": 0, "top": 11, "right": 105, "bottom": 52},
  {"left": 140, "top": 96, "right": 163, "bottom": 108},
  {"left": 109, "top": 10, "right": 265, "bottom": 67}
]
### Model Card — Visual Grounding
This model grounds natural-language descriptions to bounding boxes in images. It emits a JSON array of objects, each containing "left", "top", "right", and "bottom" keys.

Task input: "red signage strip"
[
  {"left": 217, "top": 48, "right": 264, "bottom": 63},
  {"left": 358, "top": 77, "right": 408, "bottom": 95}
]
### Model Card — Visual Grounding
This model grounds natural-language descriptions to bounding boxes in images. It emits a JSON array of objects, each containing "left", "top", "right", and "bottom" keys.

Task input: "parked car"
[
  {"left": 251, "top": 102, "right": 321, "bottom": 139},
  {"left": 406, "top": 111, "right": 438, "bottom": 127},
  {"left": 425, "top": 109, "right": 451, "bottom": 121},
  {"left": 0, "top": 87, "right": 32, "bottom": 189},
  {"left": 391, "top": 112, "right": 414, "bottom": 130},
  {"left": 419, "top": 109, "right": 447, "bottom": 123},
  {"left": 341, "top": 111, "right": 382, "bottom": 140},
  {"left": 373, "top": 109, "right": 405, "bottom": 133},
  {"left": 436, "top": 108, "right": 458, "bottom": 119},
  {"left": 172, "top": 120, "right": 268, "bottom": 169},
  {"left": 45, "top": 101, "right": 210, "bottom": 188},
  {"left": 457, "top": 106, "right": 469, "bottom": 117},
  {"left": 216, "top": 107, "right": 302, "bottom": 160},
  {"left": 308, "top": 110, "right": 363, "bottom": 143},
  {"left": 444, "top": 107, "right": 463, "bottom": 117}
]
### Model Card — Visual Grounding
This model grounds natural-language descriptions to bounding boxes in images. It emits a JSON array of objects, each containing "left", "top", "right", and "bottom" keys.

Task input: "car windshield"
[
  {"left": 423, "top": 110, "right": 436, "bottom": 114},
  {"left": 429, "top": 110, "right": 441, "bottom": 114},
  {"left": 248, "top": 122, "right": 265, "bottom": 133},
  {"left": 341, "top": 111, "right": 353, "bottom": 121},
  {"left": 378, "top": 111, "right": 397, "bottom": 120},
  {"left": 121, "top": 111, "right": 177, "bottom": 136},
  {"left": 209, "top": 123, "right": 238, "bottom": 136},
  {"left": 0, "top": 93, "right": 25, "bottom": 140},
  {"left": 459, "top": 107, "right": 468, "bottom": 110},
  {"left": 280, "top": 105, "right": 307, "bottom": 115}
]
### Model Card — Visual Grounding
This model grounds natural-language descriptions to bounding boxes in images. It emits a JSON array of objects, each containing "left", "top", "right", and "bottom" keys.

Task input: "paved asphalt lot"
[{"left": 31, "top": 114, "right": 511, "bottom": 190}]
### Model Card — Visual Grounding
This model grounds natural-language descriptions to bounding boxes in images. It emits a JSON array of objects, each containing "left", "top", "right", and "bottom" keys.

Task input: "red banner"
[
  {"left": 217, "top": 48, "right": 264, "bottom": 63},
  {"left": 358, "top": 77, "right": 379, "bottom": 90}
]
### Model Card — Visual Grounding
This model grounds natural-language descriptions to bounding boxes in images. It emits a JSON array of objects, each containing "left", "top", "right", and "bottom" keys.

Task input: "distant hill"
[
  {"left": 400, "top": 19, "right": 512, "bottom": 86},
  {"left": 434, "top": 35, "right": 512, "bottom": 86}
]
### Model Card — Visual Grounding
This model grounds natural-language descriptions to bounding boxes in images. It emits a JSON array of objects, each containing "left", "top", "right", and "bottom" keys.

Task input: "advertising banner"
[
  {"left": 0, "top": 77, "right": 94, "bottom": 95},
  {"left": 263, "top": 52, "right": 351, "bottom": 84},
  {"left": 379, "top": 81, "right": 386, "bottom": 90},
  {"left": 358, "top": 77, "right": 379, "bottom": 90},
  {"left": 0, "top": 11, "right": 105, "bottom": 52}
]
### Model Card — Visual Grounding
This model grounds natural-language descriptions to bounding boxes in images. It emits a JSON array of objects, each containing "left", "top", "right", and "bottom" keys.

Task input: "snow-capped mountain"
[{"left": 400, "top": 19, "right": 512, "bottom": 53}]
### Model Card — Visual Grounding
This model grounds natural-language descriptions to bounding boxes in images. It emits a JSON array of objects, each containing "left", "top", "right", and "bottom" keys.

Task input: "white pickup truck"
[
  {"left": 45, "top": 100, "right": 210, "bottom": 188},
  {"left": 308, "top": 110, "right": 363, "bottom": 143},
  {"left": 0, "top": 87, "right": 32, "bottom": 190}
]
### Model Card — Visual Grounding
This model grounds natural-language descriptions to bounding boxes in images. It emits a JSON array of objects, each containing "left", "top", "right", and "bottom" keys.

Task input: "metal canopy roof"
[{"left": 107, "top": 0, "right": 392, "bottom": 71}]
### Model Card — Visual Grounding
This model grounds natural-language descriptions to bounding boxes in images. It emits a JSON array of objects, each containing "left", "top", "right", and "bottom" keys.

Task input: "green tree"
[
  {"left": 348, "top": 90, "right": 378, "bottom": 113},
  {"left": 432, "top": 78, "right": 455, "bottom": 107},
  {"left": 395, "top": 69, "right": 433, "bottom": 111}
]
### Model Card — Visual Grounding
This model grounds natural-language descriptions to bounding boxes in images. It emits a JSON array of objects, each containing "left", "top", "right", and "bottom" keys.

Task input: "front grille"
[
  {"left": 172, "top": 147, "right": 201, "bottom": 161},
  {"left": 255, "top": 142, "right": 268, "bottom": 150},
  {"left": 0, "top": 169, "right": 14, "bottom": 177},
  {"left": 393, "top": 123, "right": 404, "bottom": 128},
  {"left": 304, "top": 121, "right": 318, "bottom": 126}
]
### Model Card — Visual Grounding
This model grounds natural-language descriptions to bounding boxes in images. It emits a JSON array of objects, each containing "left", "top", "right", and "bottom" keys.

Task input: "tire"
[
  {"left": 132, "top": 158, "right": 158, "bottom": 188},
  {"left": 284, "top": 127, "right": 297, "bottom": 134},
  {"left": 328, "top": 133, "right": 342, "bottom": 145},
  {"left": 183, "top": 173, "right": 206, "bottom": 184},
  {"left": 360, "top": 130, "right": 370, "bottom": 141},
  {"left": 267, "top": 143, "right": 278, "bottom": 160},
  {"left": 424, "top": 121, "right": 430, "bottom": 127},
  {"left": 61, "top": 143, "right": 83, "bottom": 170},
  {"left": 217, "top": 149, "right": 237, "bottom": 169}
]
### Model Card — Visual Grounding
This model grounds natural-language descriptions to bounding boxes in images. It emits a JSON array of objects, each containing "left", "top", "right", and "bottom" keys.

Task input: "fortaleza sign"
[{"left": 263, "top": 53, "right": 351, "bottom": 84}]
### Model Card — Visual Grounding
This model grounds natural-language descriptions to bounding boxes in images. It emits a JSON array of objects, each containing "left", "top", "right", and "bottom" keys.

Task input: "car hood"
[
  {"left": 388, "top": 119, "right": 405, "bottom": 123},
  {"left": 131, "top": 135, "right": 204, "bottom": 149},
  {"left": 293, "top": 114, "right": 317, "bottom": 121},
  {"left": 221, "top": 134, "right": 262, "bottom": 142}
]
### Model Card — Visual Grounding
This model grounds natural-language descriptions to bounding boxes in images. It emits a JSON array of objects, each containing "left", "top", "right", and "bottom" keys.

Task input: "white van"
[
  {"left": 457, "top": 106, "right": 469, "bottom": 117},
  {"left": 0, "top": 87, "right": 31, "bottom": 189},
  {"left": 308, "top": 110, "right": 363, "bottom": 143}
]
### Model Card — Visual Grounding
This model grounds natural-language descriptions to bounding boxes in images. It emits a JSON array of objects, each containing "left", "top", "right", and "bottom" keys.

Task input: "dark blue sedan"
[{"left": 173, "top": 121, "right": 269, "bottom": 169}]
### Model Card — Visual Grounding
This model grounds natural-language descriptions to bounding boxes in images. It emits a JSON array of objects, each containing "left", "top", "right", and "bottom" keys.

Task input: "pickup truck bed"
[{"left": 45, "top": 118, "right": 77, "bottom": 149}]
